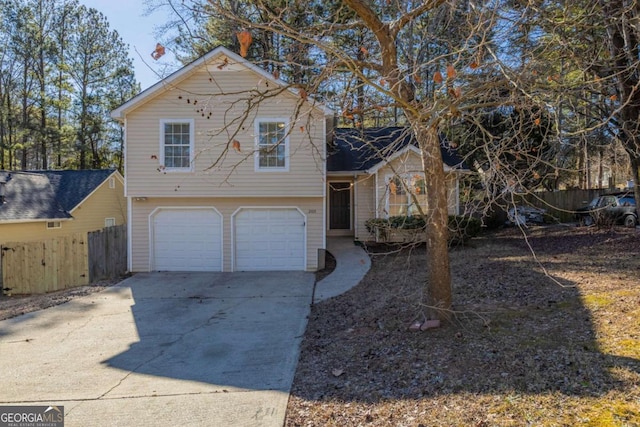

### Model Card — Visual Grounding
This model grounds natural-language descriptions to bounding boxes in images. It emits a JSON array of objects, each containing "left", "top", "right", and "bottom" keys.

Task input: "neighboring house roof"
[
  {"left": 34, "top": 170, "right": 117, "bottom": 213},
  {"left": 111, "top": 46, "right": 333, "bottom": 120},
  {"left": 328, "top": 127, "right": 467, "bottom": 173},
  {"left": 0, "top": 169, "right": 118, "bottom": 222}
]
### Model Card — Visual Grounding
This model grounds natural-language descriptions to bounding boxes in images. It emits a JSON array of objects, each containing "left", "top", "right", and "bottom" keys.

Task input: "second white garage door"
[
  {"left": 152, "top": 208, "right": 222, "bottom": 272},
  {"left": 234, "top": 208, "right": 305, "bottom": 271}
]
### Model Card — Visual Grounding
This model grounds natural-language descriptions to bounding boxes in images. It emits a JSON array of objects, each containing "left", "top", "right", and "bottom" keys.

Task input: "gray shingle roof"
[
  {"left": 0, "top": 169, "right": 116, "bottom": 222},
  {"left": 34, "top": 169, "right": 116, "bottom": 212},
  {"left": 328, "top": 127, "right": 465, "bottom": 172}
]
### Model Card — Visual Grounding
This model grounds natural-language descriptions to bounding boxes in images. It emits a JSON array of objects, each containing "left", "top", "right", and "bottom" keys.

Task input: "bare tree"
[{"left": 146, "top": 0, "right": 568, "bottom": 322}]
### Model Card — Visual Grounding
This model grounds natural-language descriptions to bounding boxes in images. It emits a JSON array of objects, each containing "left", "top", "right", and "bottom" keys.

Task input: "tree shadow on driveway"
[{"left": 103, "top": 271, "right": 314, "bottom": 393}]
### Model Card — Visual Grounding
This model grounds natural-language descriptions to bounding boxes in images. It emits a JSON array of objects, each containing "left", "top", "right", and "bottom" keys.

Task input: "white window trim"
[
  {"left": 254, "top": 118, "right": 290, "bottom": 172},
  {"left": 159, "top": 118, "right": 195, "bottom": 172},
  {"left": 46, "top": 221, "right": 62, "bottom": 229},
  {"left": 108, "top": 177, "right": 116, "bottom": 189},
  {"left": 384, "top": 173, "right": 427, "bottom": 218},
  {"left": 105, "top": 217, "right": 116, "bottom": 227}
]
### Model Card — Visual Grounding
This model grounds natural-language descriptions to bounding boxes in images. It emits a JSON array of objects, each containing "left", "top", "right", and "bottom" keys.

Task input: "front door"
[{"left": 329, "top": 182, "right": 351, "bottom": 229}]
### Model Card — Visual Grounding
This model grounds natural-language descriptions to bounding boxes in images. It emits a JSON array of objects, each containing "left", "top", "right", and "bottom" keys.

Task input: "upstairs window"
[
  {"left": 255, "top": 119, "right": 289, "bottom": 171},
  {"left": 160, "top": 119, "right": 194, "bottom": 171}
]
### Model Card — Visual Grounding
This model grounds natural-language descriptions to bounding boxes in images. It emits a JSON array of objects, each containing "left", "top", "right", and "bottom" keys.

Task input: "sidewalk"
[{"left": 313, "top": 237, "right": 371, "bottom": 303}]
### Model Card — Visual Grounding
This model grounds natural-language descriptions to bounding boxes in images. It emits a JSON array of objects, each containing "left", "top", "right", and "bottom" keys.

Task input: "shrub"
[
  {"left": 365, "top": 215, "right": 482, "bottom": 245},
  {"left": 448, "top": 215, "right": 482, "bottom": 245}
]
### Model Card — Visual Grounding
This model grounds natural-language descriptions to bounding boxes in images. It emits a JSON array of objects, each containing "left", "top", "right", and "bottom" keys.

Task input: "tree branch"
[
  {"left": 389, "top": 0, "right": 447, "bottom": 38},
  {"left": 343, "top": 0, "right": 390, "bottom": 47}
]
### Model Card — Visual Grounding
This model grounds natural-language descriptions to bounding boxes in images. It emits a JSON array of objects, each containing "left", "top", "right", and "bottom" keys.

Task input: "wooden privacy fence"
[
  {"left": 525, "top": 189, "right": 603, "bottom": 222},
  {"left": 1, "top": 232, "right": 89, "bottom": 295},
  {"left": 88, "top": 224, "right": 127, "bottom": 282},
  {"left": 1, "top": 225, "right": 127, "bottom": 295}
]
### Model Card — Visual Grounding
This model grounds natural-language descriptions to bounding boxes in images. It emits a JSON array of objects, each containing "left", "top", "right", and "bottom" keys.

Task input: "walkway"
[{"left": 313, "top": 237, "right": 371, "bottom": 303}]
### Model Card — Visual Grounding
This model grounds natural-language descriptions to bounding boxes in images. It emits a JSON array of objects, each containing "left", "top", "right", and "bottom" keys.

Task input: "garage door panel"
[
  {"left": 235, "top": 208, "right": 305, "bottom": 271},
  {"left": 152, "top": 209, "right": 222, "bottom": 272}
]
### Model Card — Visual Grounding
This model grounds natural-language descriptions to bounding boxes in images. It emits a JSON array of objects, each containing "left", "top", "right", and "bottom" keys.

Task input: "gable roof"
[
  {"left": 328, "top": 127, "right": 466, "bottom": 173},
  {"left": 111, "top": 46, "right": 333, "bottom": 120},
  {"left": 0, "top": 169, "right": 117, "bottom": 222}
]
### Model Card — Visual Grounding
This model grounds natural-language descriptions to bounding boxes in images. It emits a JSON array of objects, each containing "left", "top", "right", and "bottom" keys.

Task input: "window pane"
[
  {"left": 258, "top": 121, "right": 286, "bottom": 169},
  {"left": 163, "top": 122, "right": 191, "bottom": 169},
  {"left": 387, "top": 175, "right": 429, "bottom": 217}
]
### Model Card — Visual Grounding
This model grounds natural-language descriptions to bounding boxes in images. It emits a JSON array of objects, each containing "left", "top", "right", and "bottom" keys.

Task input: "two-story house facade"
[{"left": 112, "top": 46, "right": 331, "bottom": 272}]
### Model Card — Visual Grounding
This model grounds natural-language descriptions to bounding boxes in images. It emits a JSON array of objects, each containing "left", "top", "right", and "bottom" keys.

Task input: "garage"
[
  {"left": 151, "top": 208, "right": 222, "bottom": 271},
  {"left": 234, "top": 208, "right": 305, "bottom": 271}
]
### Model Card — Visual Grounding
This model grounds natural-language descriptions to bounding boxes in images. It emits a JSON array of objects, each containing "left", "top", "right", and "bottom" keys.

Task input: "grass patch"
[{"left": 582, "top": 293, "right": 615, "bottom": 308}]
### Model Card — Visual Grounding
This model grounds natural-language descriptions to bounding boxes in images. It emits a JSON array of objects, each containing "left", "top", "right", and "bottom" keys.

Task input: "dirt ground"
[
  {"left": 0, "top": 278, "right": 121, "bottom": 321},
  {"left": 286, "top": 225, "right": 640, "bottom": 426}
]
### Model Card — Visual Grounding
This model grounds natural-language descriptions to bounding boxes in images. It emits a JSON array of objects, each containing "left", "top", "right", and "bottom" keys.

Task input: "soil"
[
  {"left": 315, "top": 251, "right": 337, "bottom": 283},
  {"left": 286, "top": 225, "right": 640, "bottom": 426},
  {"left": 0, "top": 278, "right": 123, "bottom": 321}
]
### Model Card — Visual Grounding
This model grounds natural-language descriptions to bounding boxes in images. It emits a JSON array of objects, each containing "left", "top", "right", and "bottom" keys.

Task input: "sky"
[{"left": 79, "top": 0, "right": 178, "bottom": 91}]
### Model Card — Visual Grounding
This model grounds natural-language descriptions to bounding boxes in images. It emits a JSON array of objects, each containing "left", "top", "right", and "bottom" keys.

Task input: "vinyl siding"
[
  {"left": 124, "top": 60, "right": 326, "bottom": 198},
  {"left": 354, "top": 174, "right": 376, "bottom": 241},
  {"left": 0, "top": 177, "right": 126, "bottom": 245},
  {"left": 130, "top": 196, "right": 323, "bottom": 272}
]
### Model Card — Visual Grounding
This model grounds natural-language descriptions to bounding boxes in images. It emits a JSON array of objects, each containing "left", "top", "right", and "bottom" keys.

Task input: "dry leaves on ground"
[
  {"left": 0, "top": 279, "right": 121, "bottom": 321},
  {"left": 286, "top": 225, "right": 640, "bottom": 426}
]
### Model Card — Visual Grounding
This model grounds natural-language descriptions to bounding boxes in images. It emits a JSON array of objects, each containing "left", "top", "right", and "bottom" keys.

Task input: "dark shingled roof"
[
  {"left": 34, "top": 169, "right": 116, "bottom": 212},
  {"left": 0, "top": 169, "right": 116, "bottom": 222},
  {"left": 328, "top": 127, "right": 465, "bottom": 172}
]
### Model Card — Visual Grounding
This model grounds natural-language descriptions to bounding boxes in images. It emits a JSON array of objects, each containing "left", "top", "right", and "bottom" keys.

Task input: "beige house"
[
  {"left": 112, "top": 46, "right": 330, "bottom": 272},
  {"left": 0, "top": 169, "right": 126, "bottom": 245},
  {"left": 327, "top": 127, "right": 464, "bottom": 241},
  {"left": 112, "top": 46, "right": 465, "bottom": 273}
]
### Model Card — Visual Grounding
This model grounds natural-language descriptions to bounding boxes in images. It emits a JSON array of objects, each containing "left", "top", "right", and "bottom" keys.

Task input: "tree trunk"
[
  {"left": 57, "top": 77, "right": 62, "bottom": 168},
  {"left": 40, "top": 96, "right": 47, "bottom": 169},
  {"left": 414, "top": 124, "right": 452, "bottom": 321},
  {"left": 39, "top": 42, "right": 47, "bottom": 170},
  {"left": 21, "top": 60, "right": 28, "bottom": 170}
]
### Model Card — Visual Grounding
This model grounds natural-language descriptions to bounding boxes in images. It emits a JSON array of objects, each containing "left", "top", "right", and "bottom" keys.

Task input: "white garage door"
[
  {"left": 152, "top": 209, "right": 222, "bottom": 271},
  {"left": 234, "top": 208, "right": 305, "bottom": 271}
]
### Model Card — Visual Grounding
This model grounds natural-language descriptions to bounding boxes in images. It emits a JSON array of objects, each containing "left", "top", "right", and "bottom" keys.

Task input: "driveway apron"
[{"left": 0, "top": 271, "right": 314, "bottom": 426}]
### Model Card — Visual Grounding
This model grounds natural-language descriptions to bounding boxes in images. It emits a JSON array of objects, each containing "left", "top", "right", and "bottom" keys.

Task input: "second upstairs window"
[{"left": 256, "top": 119, "right": 289, "bottom": 171}]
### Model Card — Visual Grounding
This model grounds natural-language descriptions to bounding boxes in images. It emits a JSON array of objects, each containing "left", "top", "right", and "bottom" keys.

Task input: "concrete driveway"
[{"left": 0, "top": 271, "right": 315, "bottom": 426}]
